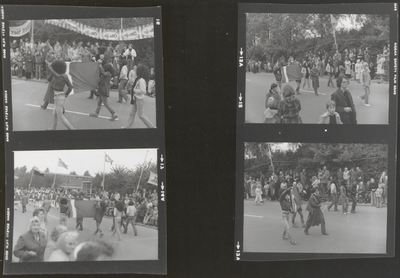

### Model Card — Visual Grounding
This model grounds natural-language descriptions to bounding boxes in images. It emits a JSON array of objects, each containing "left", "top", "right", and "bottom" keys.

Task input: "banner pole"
[
  {"left": 136, "top": 150, "right": 148, "bottom": 193},
  {"left": 31, "top": 20, "right": 34, "bottom": 47},
  {"left": 102, "top": 152, "right": 106, "bottom": 190},
  {"left": 29, "top": 168, "right": 34, "bottom": 188}
]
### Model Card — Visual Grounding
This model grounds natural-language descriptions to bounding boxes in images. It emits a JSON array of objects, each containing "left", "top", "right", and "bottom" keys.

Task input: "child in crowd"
[
  {"left": 276, "top": 85, "right": 303, "bottom": 124},
  {"left": 318, "top": 100, "right": 343, "bottom": 124},
  {"left": 255, "top": 184, "right": 263, "bottom": 205},
  {"left": 375, "top": 184, "right": 383, "bottom": 208}
]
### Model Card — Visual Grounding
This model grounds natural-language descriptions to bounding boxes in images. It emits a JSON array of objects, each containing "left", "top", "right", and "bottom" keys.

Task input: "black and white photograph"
[
  {"left": 238, "top": 142, "right": 394, "bottom": 259},
  {"left": 8, "top": 14, "right": 161, "bottom": 131},
  {"left": 12, "top": 149, "right": 159, "bottom": 262},
  {"left": 6, "top": 148, "right": 166, "bottom": 274},
  {"left": 2, "top": 5, "right": 166, "bottom": 275},
  {"left": 240, "top": 7, "right": 395, "bottom": 125}
]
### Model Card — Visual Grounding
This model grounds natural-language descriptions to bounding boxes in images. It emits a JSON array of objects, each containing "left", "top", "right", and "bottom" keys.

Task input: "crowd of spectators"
[
  {"left": 12, "top": 186, "right": 158, "bottom": 262},
  {"left": 10, "top": 38, "right": 155, "bottom": 96},
  {"left": 248, "top": 44, "right": 390, "bottom": 83},
  {"left": 245, "top": 167, "right": 388, "bottom": 209}
]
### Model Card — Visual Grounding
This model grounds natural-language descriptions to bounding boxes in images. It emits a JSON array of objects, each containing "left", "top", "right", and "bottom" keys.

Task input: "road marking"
[
  {"left": 116, "top": 237, "right": 158, "bottom": 242},
  {"left": 246, "top": 79, "right": 251, "bottom": 81},
  {"left": 12, "top": 81, "right": 27, "bottom": 85},
  {"left": 299, "top": 89, "right": 327, "bottom": 96},
  {"left": 26, "top": 104, "right": 119, "bottom": 120},
  {"left": 244, "top": 214, "right": 263, "bottom": 218}
]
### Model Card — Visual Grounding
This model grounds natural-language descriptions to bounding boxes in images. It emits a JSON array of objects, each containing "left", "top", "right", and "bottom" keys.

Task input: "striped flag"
[
  {"left": 58, "top": 158, "right": 68, "bottom": 169},
  {"left": 32, "top": 166, "right": 45, "bottom": 177},
  {"left": 105, "top": 154, "right": 113, "bottom": 165},
  {"left": 281, "top": 64, "right": 302, "bottom": 83},
  {"left": 291, "top": 184, "right": 302, "bottom": 212},
  {"left": 69, "top": 199, "right": 97, "bottom": 218}
]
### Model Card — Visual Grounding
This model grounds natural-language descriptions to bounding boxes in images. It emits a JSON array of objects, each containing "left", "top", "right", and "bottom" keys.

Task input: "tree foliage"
[
  {"left": 10, "top": 18, "right": 155, "bottom": 67},
  {"left": 14, "top": 161, "right": 157, "bottom": 194},
  {"left": 245, "top": 143, "right": 388, "bottom": 182},
  {"left": 246, "top": 13, "right": 390, "bottom": 63}
]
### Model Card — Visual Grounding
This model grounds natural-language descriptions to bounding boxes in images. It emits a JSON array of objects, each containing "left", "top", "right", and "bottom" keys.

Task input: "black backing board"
[{"left": 0, "top": 0, "right": 399, "bottom": 277}]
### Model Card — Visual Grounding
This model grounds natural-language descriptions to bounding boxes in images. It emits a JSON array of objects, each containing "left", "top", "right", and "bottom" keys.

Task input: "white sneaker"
[{"left": 364, "top": 103, "right": 371, "bottom": 107}]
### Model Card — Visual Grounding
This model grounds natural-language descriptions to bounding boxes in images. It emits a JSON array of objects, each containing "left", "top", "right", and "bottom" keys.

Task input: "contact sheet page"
[{"left": 1, "top": 5, "right": 166, "bottom": 275}]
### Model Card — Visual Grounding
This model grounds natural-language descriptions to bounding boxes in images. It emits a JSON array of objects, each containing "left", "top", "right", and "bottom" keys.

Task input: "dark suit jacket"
[
  {"left": 13, "top": 231, "right": 46, "bottom": 262},
  {"left": 331, "top": 88, "right": 357, "bottom": 124}
]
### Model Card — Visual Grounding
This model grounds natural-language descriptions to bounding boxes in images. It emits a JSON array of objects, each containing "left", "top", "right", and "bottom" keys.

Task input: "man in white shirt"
[
  {"left": 123, "top": 43, "right": 137, "bottom": 74},
  {"left": 327, "top": 180, "right": 338, "bottom": 211}
]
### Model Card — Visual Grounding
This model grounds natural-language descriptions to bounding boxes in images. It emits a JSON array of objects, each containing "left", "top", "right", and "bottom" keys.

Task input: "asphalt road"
[
  {"left": 243, "top": 199, "right": 387, "bottom": 253},
  {"left": 245, "top": 72, "right": 389, "bottom": 124},
  {"left": 12, "top": 202, "right": 158, "bottom": 261},
  {"left": 11, "top": 78, "right": 157, "bottom": 131}
]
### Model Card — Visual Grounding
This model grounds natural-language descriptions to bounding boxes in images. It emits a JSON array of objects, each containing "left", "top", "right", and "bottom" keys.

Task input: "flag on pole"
[
  {"left": 281, "top": 65, "right": 302, "bottom": 83},
  {"left": 291, "top": 184, "right": 302, "bottom": 212},
  {"left": 147, "top": 171, "right": 158, "bottom": 186},
  {"left": 58, "top": 158, "right": 68, "bottom": 169},
  {"left": 105, "top": 154, "right": 113, "bottom": 165},
  {"left": 68, "top": 199, "right": 97, "bottom": 218},
  {"left": 32, "top": 166, "right": 45, "bottom": 177},
  {"left": 66, "top": 62, "right": 101, "bottom": 94}
]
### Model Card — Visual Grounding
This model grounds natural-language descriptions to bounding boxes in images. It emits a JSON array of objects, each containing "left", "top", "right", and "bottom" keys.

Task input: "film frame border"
[
  {"left": 1, "top": 5, "right": 167, "bottom": 275},
  {"left": 237, "top": 3, "right": 398, "bottom": 127},
  {"left": 235, "top": 2, "right": 398, "bottom": 261}
]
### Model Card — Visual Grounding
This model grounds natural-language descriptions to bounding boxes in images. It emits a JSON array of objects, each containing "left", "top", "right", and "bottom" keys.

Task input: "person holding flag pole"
[
  {"left": 278, "top": 183, "right": 297, "bottom": 245},
  {"left": 291, "top": 181, "right": 305, "bottom": 228},
  {"left": 304, "top": 187, "right": 329, "bottom": 236}
]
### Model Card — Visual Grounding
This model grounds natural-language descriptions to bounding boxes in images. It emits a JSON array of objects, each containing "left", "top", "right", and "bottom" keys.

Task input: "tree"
[
  {"left": 246, "top": 13, "right": 390, "bottom": 63},
  {"left": 245, "top": 143, "right": 388, "bottom": 183},
  {"left": 69, "top": 171, "right": 77, "bottom": 175},
  {"left": 83, "top": 170, "right": 91, "bottom": 177}
]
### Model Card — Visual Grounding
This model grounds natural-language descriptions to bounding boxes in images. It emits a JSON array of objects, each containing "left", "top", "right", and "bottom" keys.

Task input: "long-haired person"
[
  {"left": 13, "top": 217, "right": 47, "bottom": 262},
  {"left": 122, "top": 64, "right": 156, "bottom": 128},
  {"left": 45, "top": 59, "right": 75, "bottom": 130},
  {"left": 93, "top": 194, "right": 108, "bottom": 238},
  {"left": 111, "top": 193, "right": 124, "bottom": 241}
]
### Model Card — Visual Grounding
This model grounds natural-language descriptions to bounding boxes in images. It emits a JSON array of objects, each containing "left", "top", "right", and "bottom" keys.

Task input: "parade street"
[
  {"left": 243, "top": 199, "right": 387, "bottom": 253},
  {"left": 12, "top": 203, "right": 158, "bottom": 261},
  {"left": 11, "top": 78, "right": 157, "bottom": 131},
  {"left": 245, "top": 72, "right": 389, "bottom": 124}
]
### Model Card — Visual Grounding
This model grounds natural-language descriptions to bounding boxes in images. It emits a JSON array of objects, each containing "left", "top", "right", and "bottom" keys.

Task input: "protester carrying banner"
[{"left": 45, "top": 59, "right": 75, "bottom": 130}]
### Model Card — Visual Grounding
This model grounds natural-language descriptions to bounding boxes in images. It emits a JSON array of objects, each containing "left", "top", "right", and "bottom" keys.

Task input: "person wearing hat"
[
  {"left": 13, "top": 216, "right": 47, "bottom": 262},
  {"left": 263, "top": 83, "right": 281, "bottom": 123},
  {"left": 358, "top": 62, "right": 371, "bottom": 106},
  {"left": 304, "top": 187, "right": 329, "bottom": 235},
  {"left": 276, "top": 85, "right": 303, "bottom": 124}
]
